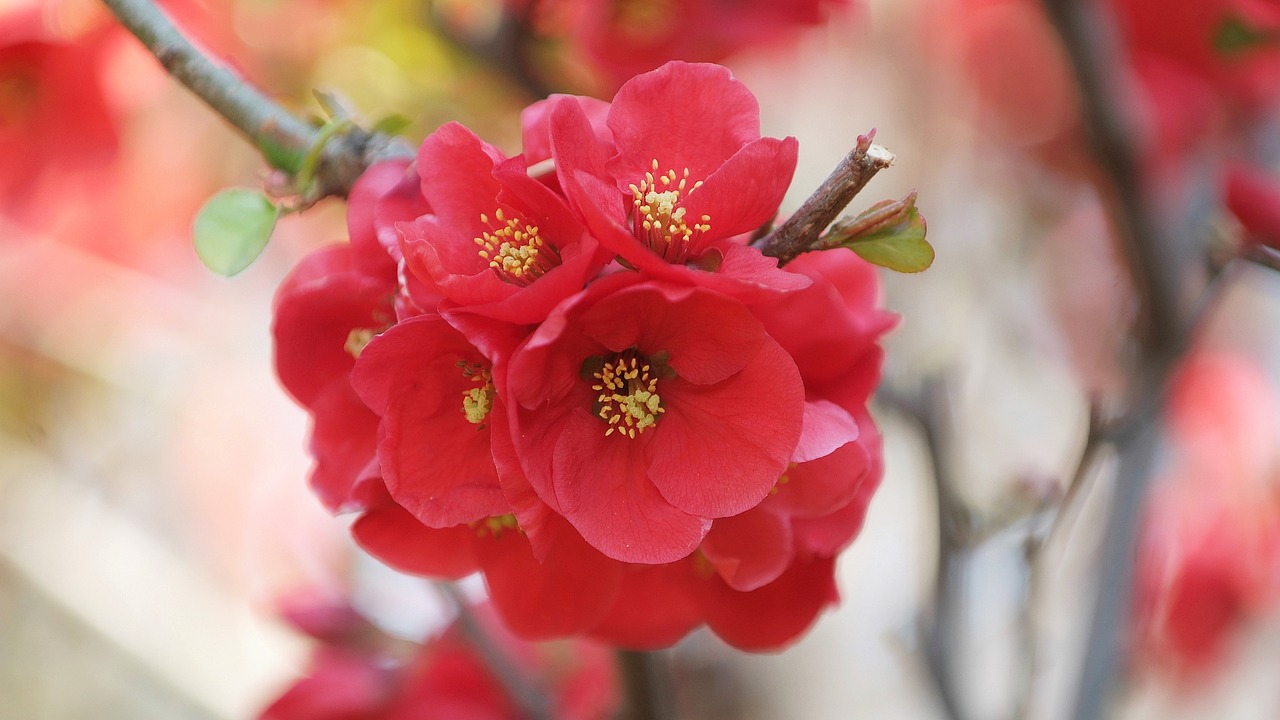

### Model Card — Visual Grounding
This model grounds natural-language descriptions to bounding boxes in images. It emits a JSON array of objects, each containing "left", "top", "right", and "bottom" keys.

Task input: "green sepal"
[{"left": 827, "top": 193, "right": 933, "bottom": 273}]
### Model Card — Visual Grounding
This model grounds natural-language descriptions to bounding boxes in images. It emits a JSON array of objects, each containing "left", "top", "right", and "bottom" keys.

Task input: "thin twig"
[
  {"left": 100, "top": 0, "right": 411, "bottom": 199},
  {"left": 1038, "top": 2, "right": 1195, "bottom": 719},
  {"left": 879, "top": 380, "right": 973, "bottom": 720},
  {"left": 758, "top": 130, "right": 896, "bottom": 265},
  {"left": 435, "top": 583, "right": 555, "bottom": 720}
]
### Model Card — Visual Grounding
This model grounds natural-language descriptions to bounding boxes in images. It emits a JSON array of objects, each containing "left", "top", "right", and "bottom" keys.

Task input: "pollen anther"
[
  {"left": 592, "top": 350, "right": 665, "bottom": 439},
  {"left": 629, "top": 161, "right": 710, "bottom": 263},
  {"left": 474, "top": 209, "right": 561, "bottom": 286}
]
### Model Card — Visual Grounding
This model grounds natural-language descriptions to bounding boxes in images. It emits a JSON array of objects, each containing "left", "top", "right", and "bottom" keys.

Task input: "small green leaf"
[
  {"left": 193, "top": 189, "right": 279, "bottom": 276},
  {"left": 828, "top": 195, "right": 934, "bottom": 273},
  {"left": 372, "top": 114, "right": 413, "bottom": 136},
  {"left": 1215, "top": 14, "right": 1280, "bottom": 56}
]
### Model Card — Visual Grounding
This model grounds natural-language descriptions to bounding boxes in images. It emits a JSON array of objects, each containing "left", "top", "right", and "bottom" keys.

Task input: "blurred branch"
[
  {"left": 758, "top": 131, "right": 896, "bottom": 265},
  {"left": 435, "top": 583, "right": 555, "bottom": 720},
  {"left": 1039, "top": 1, "right": 1196, "bottom": 719},
  {"left": 426, "top": 1, "right": 554, "bottom": 100},
  {"left": 879, "top": 380, "right": 973, "bottom": 720},
  {"left": 617, "top": 650, "right": 676, "bottom": 720},
  {"left": 100, "top": 0, "right": 411, "bottom": 200}
]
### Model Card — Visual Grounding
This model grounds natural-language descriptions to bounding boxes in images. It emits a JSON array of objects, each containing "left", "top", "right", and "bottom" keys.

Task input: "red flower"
[
  {"left": 399, "top": 122, "right": 608, "bottom": 324},
  {"left": 505, "top": 274, "right": 805, "bottom": 563},
  {"left": 550, "top": 61, "right": 809, "bottom": 300},
  {"left": 1133, "top": 352, "right": 1280, "bottom": 679},
  {"left": 260, "top": 596, "right": 619, "bottom": 720},
  {"left": 526, "top": 0, "right": 852, "bottom": 92}
]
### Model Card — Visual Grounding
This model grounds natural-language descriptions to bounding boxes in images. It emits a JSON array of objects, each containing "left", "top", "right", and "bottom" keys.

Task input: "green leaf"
[
  {"left": 192, "top": 189, "right": 280, "bottom": 276},
  {"left": 1215, "top": 14, "right": 1280, "bottom": 56},
  {"left": 828, "top": 195, "right": 934, "bottom": 273},
  {"left": 371, "top": 113, "right": 413, "bottom": 136}
]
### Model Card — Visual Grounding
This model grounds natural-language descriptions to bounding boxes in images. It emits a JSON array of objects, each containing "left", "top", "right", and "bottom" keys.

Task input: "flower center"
[
  {"left": 591, "top": 350, "right": 664, "bottom": 438},
  {"left": 458, "top": 361, "right": 495, "bottom": 428},
  {"left": 474, "top": 208, "right": 561, "bottom": 286},
  {"left": 629, "top": 160, "right": 711, "bottom": 263}
]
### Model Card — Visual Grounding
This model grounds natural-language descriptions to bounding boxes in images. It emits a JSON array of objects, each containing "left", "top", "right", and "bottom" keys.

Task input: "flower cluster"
[
  {"left": 259, "top": 594, "right": 617, "bottom": 720},
  {"left": 274, "top": 61, "right": 891, "bottom": 651}
]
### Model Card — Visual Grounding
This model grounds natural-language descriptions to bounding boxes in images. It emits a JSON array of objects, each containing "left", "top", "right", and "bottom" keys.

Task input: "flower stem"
[
  {"left": 99, "top": 0, "right": 411, "bottom": 199},
  {"left": 757, "top": 130, "right": 896, "bottom": 265}
]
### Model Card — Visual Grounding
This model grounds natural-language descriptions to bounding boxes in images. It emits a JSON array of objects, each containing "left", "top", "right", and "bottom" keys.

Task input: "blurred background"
[{"left": 5, "top": 0, "right": 1280, "bottom": 718}]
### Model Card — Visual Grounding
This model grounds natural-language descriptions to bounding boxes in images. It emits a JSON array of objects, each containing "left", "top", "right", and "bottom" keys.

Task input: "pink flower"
[{"left": 550, "top": 62, "right": 809, "bottom": 300}]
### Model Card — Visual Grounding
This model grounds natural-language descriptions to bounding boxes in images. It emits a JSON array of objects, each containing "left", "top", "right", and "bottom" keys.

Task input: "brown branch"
[
  {"left": 758, "top": 130, "right": 896, "bottom": 265},
  {"left": 100, "top": 0, "right": 411, "bottom": 199},
  {"left": 616, "top": 650, "right": 676, "bottom": 720}
]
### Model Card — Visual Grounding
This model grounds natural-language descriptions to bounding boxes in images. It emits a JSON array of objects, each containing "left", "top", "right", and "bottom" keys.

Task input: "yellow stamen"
[
  {"left": 591, "top": 350, "right": 665, "bottom": 439},
  {"left": 474, "top": 208, "right": 561, "bottom": 286},
  {"left": 344, "top": 327, "right": 378, "bottom": 359},
  {"left": 458, "top": 361, "right": 495, "bottom": 429},
  {"left": 629, "top": 160, "right": 710, "bottom": 263}
]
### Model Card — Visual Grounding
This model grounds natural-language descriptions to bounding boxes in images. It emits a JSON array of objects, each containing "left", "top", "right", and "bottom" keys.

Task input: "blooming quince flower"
[
  {"left": 398, "top": 122, "right": 609, "bottom": 324},
  {"left": 550, "top": 61, "right": 810, "bottom": 300},
  {"left": 504, "top": 273, "right": 805, "bottom": 563}
]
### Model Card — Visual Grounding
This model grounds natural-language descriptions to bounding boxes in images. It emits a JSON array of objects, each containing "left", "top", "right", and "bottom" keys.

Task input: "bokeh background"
[{"left": 5, "top": 0, "right": 1280, "bottom": 718}]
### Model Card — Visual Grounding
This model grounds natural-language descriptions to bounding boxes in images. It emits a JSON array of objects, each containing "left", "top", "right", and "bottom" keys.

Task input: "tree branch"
[
  {"left": 1038, "top": 2, "right": 1195, "bottom": 719},
  {"left": 100, "top": 0, "right": 411, "bottom": 199},
  {"left": 758, "top": 130, "right": 896, "bottom": 265}
]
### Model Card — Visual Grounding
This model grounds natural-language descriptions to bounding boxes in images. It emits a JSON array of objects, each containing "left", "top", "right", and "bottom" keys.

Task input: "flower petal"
[
  {"left": 647, "top": 337, "right": 804, "bottom": 517},
  {"left": 586, "top": 560, "right": 709, "bottom": 650},
  {"left": 552, "top": 408, "right": 710, "bottom": 563},
  {"left": 792, "top": 400, "right": 860, "bottom": 464},
  {"left": 479, "top": 517, "right": 623, "bottom": 638},
  {"left": 682, "top": 136, "right": 797, "bottom": 241},
  {"left": 607, "top": 62, "right": 762, "bottom": 186},
  {"left": 351, "top": 503, "right": 480, "bottom": 580},
  {"left": 704, "top": 555, "right": 839, "bottom": 651},
  {"left": 701, "top": 505, "right": 794, "bottom": 592},
  {"left": 417, "top": 122, "right": 505, "bottom": 230}
]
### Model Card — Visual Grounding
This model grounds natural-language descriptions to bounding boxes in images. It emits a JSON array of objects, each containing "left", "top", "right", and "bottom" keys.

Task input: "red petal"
[
  {"left": 307, "top": 380, "right": 380, "bottom": 513},
  {"left": 578, "top": 283, "right": 764, "bottom": 384},
  {"left": 704, "top": 555, "right": 839, "bottom": 651},
  {"left": 352, "top": 317, "right": 507, "bottom": 527},
  {"left": 607, "top": 62, "right": 762, "bottom": 187},
  {"left": 587, "top": 560, "right": 709, "bottom": 649},
  {"left": 416, "top": 122, "right": 505, "bottom": 230},
  {"left": 523, "top": 94, "right": 613, "bottom": 166},
  {"left": 347, "top": 159, "right": 418, "bottom": 278},
  {"left": 701, "top": 505, "right": 793, "bottom": 592},
  {"left": 647, "top": 338, "right": 804, "bottom": 517},
  {"left": 790, "top": 415, "right": 883, "bottom": 555},
  {"left": 480, "top": 517, "right": 623, "bottom": 638},
  {"left": 272, "top": 245, "right": 393, "bottom": 409},
  {"left": 683, "top": 136, "right": 797, "bottom": 241},
  {"left": 553, "top": 408, "right": 710, "bottom": 563},
  {"left": 351, "top": 504, "right": 480, "bottom": 580},
  {"left": 793, "top": 400, "right": 860, "bottom": 463}
]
